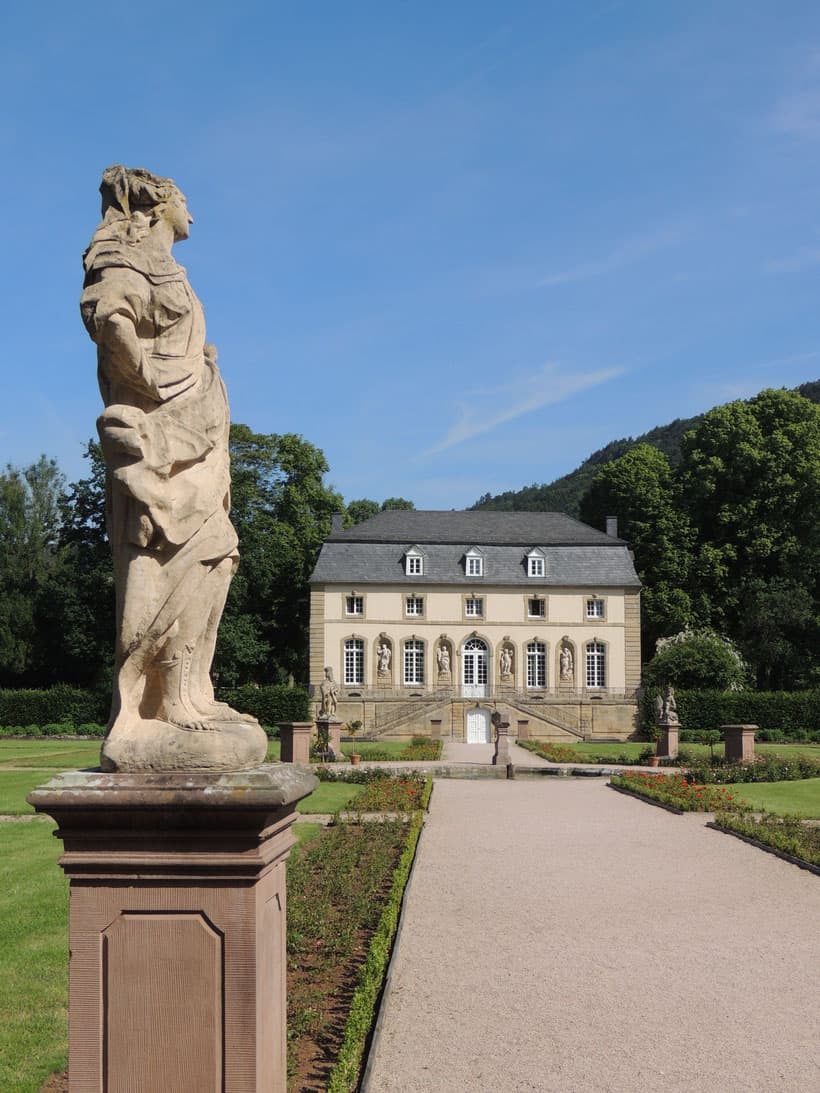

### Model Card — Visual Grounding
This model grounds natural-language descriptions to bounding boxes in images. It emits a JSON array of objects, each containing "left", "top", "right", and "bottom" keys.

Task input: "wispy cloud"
[
  {"left": 423, "top": 363, "right": 625, "bottom": 455},
  {"left": 767, "top": 48, "right": 820, "bottom": 141},
  {"left": 539, "top": 224, "right": 690, "bottom": 287}
]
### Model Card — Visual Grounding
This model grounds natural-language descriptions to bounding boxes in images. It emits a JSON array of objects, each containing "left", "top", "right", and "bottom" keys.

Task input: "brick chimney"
[
  {"left": 330, "top": 513, "right": 344, "bottom": 535},
  {"left": 605, "top": 515, "right": 618, "bottom": 538}
]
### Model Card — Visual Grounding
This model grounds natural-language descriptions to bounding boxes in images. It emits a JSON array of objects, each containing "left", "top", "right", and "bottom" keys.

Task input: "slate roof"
[{"left": 311, "top": 511, "right": 640, "bottom": 588}]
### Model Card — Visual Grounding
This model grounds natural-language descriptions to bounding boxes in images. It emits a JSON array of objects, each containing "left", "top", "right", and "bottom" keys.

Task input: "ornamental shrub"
[
  {"left": 0, "top": 685, "right": 107, "bottom": 727},
  {"left": 640, "top": 689, "right": 820, "bottom": 740},
  {"left": 643, "top": 629, "right": 748, "bottom": 690}
]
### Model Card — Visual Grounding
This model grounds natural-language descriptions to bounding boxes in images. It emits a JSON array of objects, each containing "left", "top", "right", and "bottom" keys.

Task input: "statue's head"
[{"left": 98, "top": 165, "right": 192, "bottom": 242}]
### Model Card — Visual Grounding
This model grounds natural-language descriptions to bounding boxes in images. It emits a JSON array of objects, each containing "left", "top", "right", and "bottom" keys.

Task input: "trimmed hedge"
[
  {"left": 641, "top": 689, "right": 820, "bottom": 741},
  {"left": 218, "top": 683, "right": 310, "bottom": 728},
  {"left": 0, "top": 685, "right": 107, "bottom": 727}
]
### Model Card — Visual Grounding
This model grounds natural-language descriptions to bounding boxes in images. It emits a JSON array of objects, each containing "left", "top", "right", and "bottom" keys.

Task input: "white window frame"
[
  {"left": 405, "top": 547, "right": 424, "bottom": 576},
  {"left": 465, "top": 549, "right": 484, "bottom": 577},
  {"left": 586, "top": 597, "right": 605, "bottom": 620},
  {"left": 527, "top": 597, "right": 545, "bottom": 619},
  {"left": 464, "top": 596, "right": 484, "bottom": 618},
  {"left": 344, "top": 638, "right": 365, "bottom": 685},
  {"left": 527, "top": 641, "right": 546, "bottom": 688},
  {"left": 345, "top": 595, "right": 364, "bottom": 617},
  {"left": 403, "top": 639, "right": 425, "bottom": 685},
  {"left": 586, "top": 641, "right": 606, "bottom": 688},
  {"left": 527, "top": 550, "right": 545, "bottom": 578},
  {"left": 405, "top": 595, "right": 424, "bottom": 617}
]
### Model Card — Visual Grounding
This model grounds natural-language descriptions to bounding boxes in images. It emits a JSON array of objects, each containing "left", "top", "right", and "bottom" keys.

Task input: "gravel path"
[{"left": 364, "top": 779, "right": 820, "bottom": 1093}]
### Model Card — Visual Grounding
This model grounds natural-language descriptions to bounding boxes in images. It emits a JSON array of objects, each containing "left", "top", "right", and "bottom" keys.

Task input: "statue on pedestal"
[
  {"left": 80, "top": 165, "right": 267, "bottom": 772},
  {"left": 318, "top": 667, "right": 339, "bottom": 719}
]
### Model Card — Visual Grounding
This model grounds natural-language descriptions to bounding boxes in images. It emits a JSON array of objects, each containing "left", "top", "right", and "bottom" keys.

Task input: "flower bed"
[
  {"left": 352, "top": 773, "right": 429, "bottom": 812},
  {"left": 712, "top": 812, "right": 820, "bottom": 870},
  {"left": 610, "top": 771, "right": 748, "bottom": 812},
  {"left": 685, "top": 755, "right": 820, "bottom": 784}
]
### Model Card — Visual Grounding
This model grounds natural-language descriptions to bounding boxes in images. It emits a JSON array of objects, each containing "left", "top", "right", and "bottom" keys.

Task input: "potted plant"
[{"left": 346, "top": 719, "right": 363, "bottom": 765}]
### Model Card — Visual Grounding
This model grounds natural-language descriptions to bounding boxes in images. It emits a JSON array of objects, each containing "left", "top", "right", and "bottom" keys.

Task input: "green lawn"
[
  {"left": 0, "top": 823, "right": 68, "bottom": 1093},
  {"left": 341, "top": 740, "right": 407, "bottom": 758},
  {"left": 724, "top": 777, "right": 820, "bottom": 818},
  {"left": 571, "top": 741, "right": 820, "bottom": 763},
  {"left": 296, "top": 782, "right": 364, "bottom": 814}
]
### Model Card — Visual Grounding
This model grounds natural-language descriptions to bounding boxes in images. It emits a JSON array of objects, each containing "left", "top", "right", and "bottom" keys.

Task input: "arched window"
[
  {"left": 586, "top": 641, "right": 606, "bottom": 688},
  {"left": 527, "top": 641, "right": 546, "bottom": 688},
  {"left": 344, "top": 638, "right": 364, "bottom": 685},
  {"left": 404, "top": 639, "right": 425, "bottom": 685}
]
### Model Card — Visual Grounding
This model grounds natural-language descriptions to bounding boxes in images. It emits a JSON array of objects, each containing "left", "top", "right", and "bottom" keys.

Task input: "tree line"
[
  {"left": 579, "top": 388, "right": 820, "bottom": 690},
  {"left": 0, "top": 425, "right": 412, "bottom": 696}
]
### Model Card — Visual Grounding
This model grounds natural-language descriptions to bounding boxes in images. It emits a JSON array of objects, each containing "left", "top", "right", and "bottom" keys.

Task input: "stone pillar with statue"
[
  {"left": 28, "top": 166, "right": 315, "bottom": 1093},
  {"left": 654, "top": 684, "right": 680, "bottom": 760}
]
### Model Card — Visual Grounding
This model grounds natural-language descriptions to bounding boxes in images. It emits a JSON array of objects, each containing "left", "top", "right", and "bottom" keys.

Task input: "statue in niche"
[
  {"left": 499, "top": 646, "right": 513, "bottom": 679},
  {"left": 318, "top": 667, "right": 339, "bottom": 719},
  {"left": 559, "top": 642, "right": 574, "bottom": 682},
  {"left": 436, "top": 643, "right": 451, "bottom": 677},
  {"left": 80, "top": 165, "right": 267, "bottom": 772},
  {"left": 377, "top": 639, "right": 392, "bottom": 676}
]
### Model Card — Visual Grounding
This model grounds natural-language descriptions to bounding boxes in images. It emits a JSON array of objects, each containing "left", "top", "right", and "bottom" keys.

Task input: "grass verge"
[
  {"left": 711, "top": 811, "right": 820, "bottom": 870},
  {"left": 719, "top": 777, "right": 820, "bottom": 818}
]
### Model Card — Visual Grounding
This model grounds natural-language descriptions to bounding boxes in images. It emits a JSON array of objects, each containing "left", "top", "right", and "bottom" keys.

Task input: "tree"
[
  {"left": 380, "top": 497, "right": 415, "bottom": 511},
  {"left": 678, "top": 389, "right": 820, "bottom": 687},
  {"left": 643, "top": 629, "right": 748, "bottom": 690},
  {"left": 0, "top": 456, "right": 65, "bottom": 683},
  {"left": 579, "top": 444, "right": 696, "bottom": 655},
  {"left": 215, "top": 425, "right": 345, "bottom": 686},
  {"left": 346, "top": 499, "right": 380, "bottom": 525}
]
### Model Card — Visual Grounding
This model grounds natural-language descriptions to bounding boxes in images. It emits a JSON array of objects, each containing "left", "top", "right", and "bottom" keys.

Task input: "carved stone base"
[
  {"left": 100, "top": 717, "right": 269, "bottom": 772},
  {"left": 28, "top": 765, "right": 316, "bottom": 1093},
  {"left": 280, "top": 720, "right": 315, "bottom": 763},
  {"left": 723, "top": 723, "right": 757, "bottom": 763}
]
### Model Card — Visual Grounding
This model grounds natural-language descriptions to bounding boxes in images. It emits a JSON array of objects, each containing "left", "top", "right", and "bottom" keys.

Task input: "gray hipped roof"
[{"left": 311, "top": 511, "right": 640, "bottom": 588}]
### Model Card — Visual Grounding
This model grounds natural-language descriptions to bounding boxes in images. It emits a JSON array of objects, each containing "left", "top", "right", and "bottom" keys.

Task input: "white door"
[
  {"left": 466, "top": 706, "right": 491, "bottom": 743},
  {"left": 462, "top": 638, "right": 488, "bottom": 698}
]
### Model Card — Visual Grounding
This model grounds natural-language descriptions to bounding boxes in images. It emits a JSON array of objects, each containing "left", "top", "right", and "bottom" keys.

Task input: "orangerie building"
[{"left": 308, "top": 510, "right": 641, "bottom": 744}]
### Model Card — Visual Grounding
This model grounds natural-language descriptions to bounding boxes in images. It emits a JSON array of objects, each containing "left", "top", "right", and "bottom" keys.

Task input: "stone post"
[
  {"left": 656, "top": 723, "right": 680, "bottom": 760},
  {"left": 491, "top": 712, "right": 511, "bottom": 766},
  {"left": 723, "top": 724, "right": 757, "bottom": 763},
  {"left": 326, "top": 719, "right": 344, "bottom": 760},
  {"left": 28, "top": 765, "right": 316, "bottom": 1093},
  {"left": 279, "top": 721, "right": 314, "bottom": 764}
]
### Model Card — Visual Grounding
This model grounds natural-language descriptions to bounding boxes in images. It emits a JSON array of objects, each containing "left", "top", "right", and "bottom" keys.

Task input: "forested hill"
[{"left": 472, "top": 380, "right": 820, "bottom": 517}]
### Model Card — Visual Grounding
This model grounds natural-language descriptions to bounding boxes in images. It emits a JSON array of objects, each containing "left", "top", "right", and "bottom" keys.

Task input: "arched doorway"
[
  {"left": 462, "top": 637, "right": 488, "bottom": 698},
  {"left": 465, "top": 705, "right": 491, "bottom": 743}
]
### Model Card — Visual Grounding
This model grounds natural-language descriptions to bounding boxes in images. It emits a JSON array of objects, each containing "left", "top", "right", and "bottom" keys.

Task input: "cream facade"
[{"left": 309, "top": 511, "right": 642, "bottom": 743}]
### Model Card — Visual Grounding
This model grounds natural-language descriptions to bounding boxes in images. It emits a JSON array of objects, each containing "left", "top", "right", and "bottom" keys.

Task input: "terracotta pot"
[
  {"left": 648, "top": 755, "right": 660, "bottom": 768},
  {"left": 349, "top": 753, "right": 362, "bottom": 766}
]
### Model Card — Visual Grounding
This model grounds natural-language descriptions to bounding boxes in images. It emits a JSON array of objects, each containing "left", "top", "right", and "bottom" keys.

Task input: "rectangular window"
[
  {"left": 345, "top": 595, "right": 364, "bottom": 616},
  {"left": 406, "top": 555, "right": 422, "bottom": 575},
  {"left": 344, "top": 639, "right": 364, "bottom": 685},
  {"left": 404, "top": 640, "right": 425, "bottom": 685},
  {"left": 527, "top": 641, "right": 546, "bottom": 688},
  {"left": 466, "top": 555, "right": 483, "bottom": 577},
  {"left": 586, "top": 598, "right": 605, "bottom": 619},
  {"left": 465, "top": 597, "right": 483, "bottom": 618},
  {"left": 405, "top": 596, "right": 424, "bottom": 617},
  {"left": 586, "top": 641, "right": 606, "bottom": 688},
  {"left": 528, "top": 557, "right": 544, "bottom": 577},
  {"left": 527, "top": 598, "right": 545, "bottom": 618}
]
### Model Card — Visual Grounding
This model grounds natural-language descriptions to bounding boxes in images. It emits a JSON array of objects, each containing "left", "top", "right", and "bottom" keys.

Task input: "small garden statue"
[
  {"left": 436, "top": 642, "right": 451, "bottom": 677},
  {"left": 377, "top": 639, "right": 392, "bottom": 676},
  {"left": 559, "top": 641, "right": 574, "bottom": 682},
  {"left": 318, "top": 667, "right": 339, "bottom": 718},
  {"left": 499, "top": 646, "right": 513, "bottom": 679},
  {"left": 654, "top": 684, "right": 680, "bottom": 726}
]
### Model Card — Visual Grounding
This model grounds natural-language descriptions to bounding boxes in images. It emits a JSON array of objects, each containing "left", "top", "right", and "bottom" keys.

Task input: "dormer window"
[
  {"left": 405, "top": 547, "right": 424, "bottom": 576},
  {"left": 465, "top": 548, "right": 484, "bottom": 577},
  {"left": 526, "top": 548, "right": 546, "bottom": 578}
]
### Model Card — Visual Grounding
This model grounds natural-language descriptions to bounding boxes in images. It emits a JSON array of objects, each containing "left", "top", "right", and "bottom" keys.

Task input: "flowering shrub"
[
  {"left": 518, "top": 740, "right": 585, "bottom": 763},
  {"left": 611, "top": 771, "right": 749, "bottom": 812},
  {"left": 353, "top": 773, "right": 428, "bottom": 812},
  {"left": 398, "top": 738, "right": 442, "bottom": 761},
  {"left": 685, "top": 755, "right": 820, "bottom": 784}
]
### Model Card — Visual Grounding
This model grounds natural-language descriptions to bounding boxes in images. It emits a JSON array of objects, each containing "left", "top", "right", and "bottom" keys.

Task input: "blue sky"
[{"left": 3, "top": 2, "right": 820, "bottom": 509}]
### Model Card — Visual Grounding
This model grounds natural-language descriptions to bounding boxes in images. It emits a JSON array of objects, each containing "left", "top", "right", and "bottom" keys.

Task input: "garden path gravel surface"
[{"left": 363, "top": 778, "right": 820, "bottom": 1093}]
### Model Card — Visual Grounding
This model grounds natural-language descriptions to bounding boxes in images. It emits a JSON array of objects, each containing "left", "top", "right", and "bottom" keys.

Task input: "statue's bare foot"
[
  {"left": 157, "top": 700, "right": 217, "bottom": 732},
  {"left": 190, "top": 698, "right": 258, "bottom": 724}
]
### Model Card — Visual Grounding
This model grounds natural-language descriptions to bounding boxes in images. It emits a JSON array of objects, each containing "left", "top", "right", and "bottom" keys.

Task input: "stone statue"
[
  {"left": 436, "top": 643, "right": 451, "bottom": 677},
  {"left": 499, "top": 646, "right": 513, "bottom": 678},
  {"left": 559, "top": 642, "right": 574, "bottom": 682},
  {"left": 318, "top": 667, "right": 339, "bottom": 718},
  {"left": 80, "top": 166, "right": 267, "bottom": 772},
  {"left": 658, "top": 684, "right": 679, "bottom": 725},
  {"left": 377, "top": 640, "right": 392, "bottom": 676}
]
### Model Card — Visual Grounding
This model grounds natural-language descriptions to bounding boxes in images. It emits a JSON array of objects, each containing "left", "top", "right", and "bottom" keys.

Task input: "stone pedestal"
[
  {"left": 279, "top": 720, "right": 314, "bottom": 764},
  {"left": 28, "top": 765, "right": 316, "bottom": 1093},
  {"left": 656, "top": 722, "right": 680, "bottom": 760},
  {"left": 326, "top": 720, "right": 344, "bottom": 759},
  {"left": 492, "top": 717, "right": 511, "bottom": 766},
  {"left": 723, "top": 724, "right": 757, "bottom": 763}
]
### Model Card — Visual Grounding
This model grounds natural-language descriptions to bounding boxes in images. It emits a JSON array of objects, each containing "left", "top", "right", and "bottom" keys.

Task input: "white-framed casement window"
[
  {"left": 465, "top": 548, "right": 484, "bottom": 577},
  {"left": 527, "top": 597, "right": 546, "bottom": 618},
  {"left": 586, "top": 597, "right": 605, "bottom": 619},
  {"left": 345, "top": 595, "right": 364, "bottom": 617},
  {"left": 403, "top": 639, "right": 425, "bottom": 685},
  {"left": 464, "top": 596, "right": 484, "bottom": 618},
  {"left": 585, "top": 641, "right": 606, "bottom": 688},
  {"left": 405, "top": 547, "right": 424, "bottom": 576},
  {"left": 405, "top": 595, "right": 424, "bottom": 617},
  {"left": 344, "top": 638, "right": 365, "bottom": 685},
  {"left": 527, "top": 549, "right": 546, "bottom": 578},
  {"left": 527, "top": 641, "right": 546, "bottom": 688}
]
